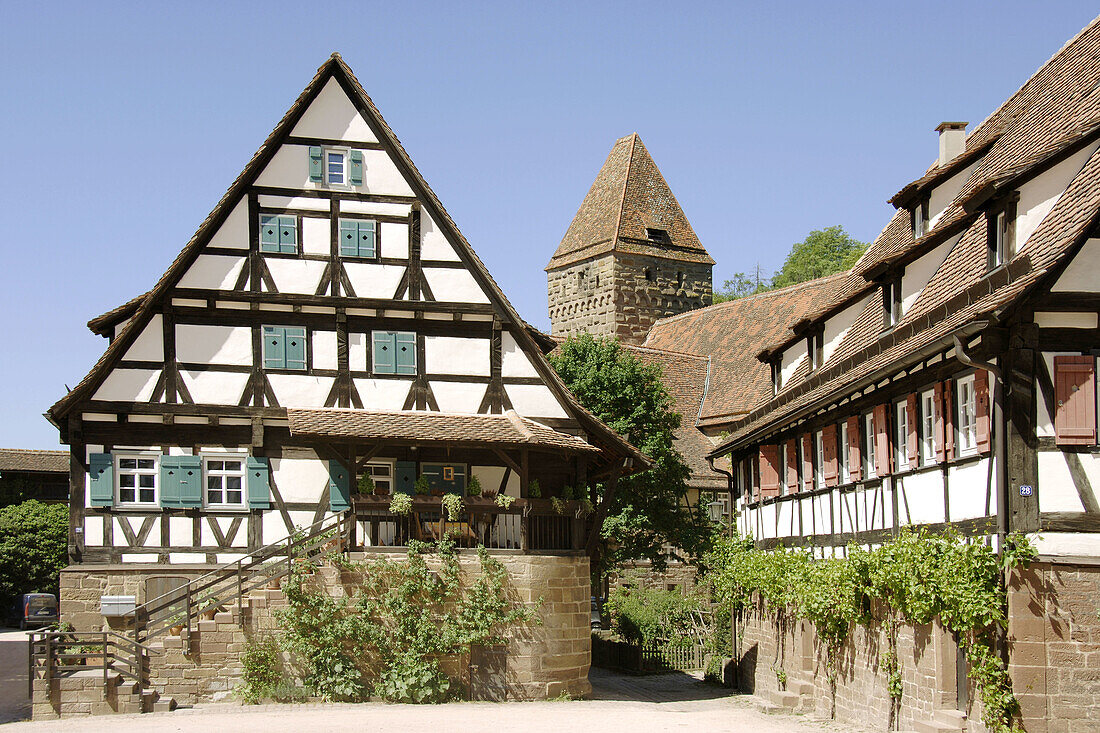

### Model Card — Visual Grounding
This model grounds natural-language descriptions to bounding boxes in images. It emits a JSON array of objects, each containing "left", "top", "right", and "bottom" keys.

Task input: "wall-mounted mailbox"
[{"left": 100, "top": 595, "right": 137, "bottom": 617}]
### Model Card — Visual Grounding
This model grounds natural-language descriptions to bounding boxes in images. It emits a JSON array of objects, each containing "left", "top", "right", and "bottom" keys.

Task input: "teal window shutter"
[
  {"left": 308, "top": 146, "right": 323, "bottom": 182},
  {"left": 88, "top": 453, "right": 113, "bottom": 507},
  {"left": 328, "top": 460, "right": 351, "bottom": 512},
  {"left": 176, "top": 456, "right": 202, "bottom": 508},
  {"left": 247, "top": 457, "right": 271, "bottom": 509},
  {"left": 160, "top": 457, "right": 181, "bottom": 508},
  {"left": 420, "top": 464, "right": 441, "bottom": 494},
  {"left": 278, "top": 216, "right": 297, "bottom": 253},
  {"left": 349, "top": 150, "right": 364, "bottom": 185},
  {"left": 263, "top": 326, "right": 286, "bottom": 369},
  {"left": 395, "top": 332, "right": 417, "bottom": 375},
  {"left": 339, "top": 219, "right": 358, "bottom": 257},
  {"left": 284, "top": 327, "right": 307, "bottom": 370},
  {"left": 358, "top": 220, "right": 377, "bottom": 258},
  {"left": 394, "top": 461, "right": 417, "bottom": 495},
  {"left": 373, "top": 331, "right": 396, "bottom": 374},
  {"left": 260, "top": 216, "right": 280, "bottom": 253}
]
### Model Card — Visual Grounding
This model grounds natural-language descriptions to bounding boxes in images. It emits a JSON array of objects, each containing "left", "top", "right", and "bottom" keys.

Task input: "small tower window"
[
  {"left": 677, "top": 271, "right": 685, "bottom": 287},
  {"left": 646, "top": 228, "right": 671, "bottom": 244},
  {"left": 644, "top": 268, "right": 655, "bottom": 282}
]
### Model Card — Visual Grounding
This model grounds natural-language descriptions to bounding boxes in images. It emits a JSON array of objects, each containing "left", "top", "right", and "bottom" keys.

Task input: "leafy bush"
[
  {"left": 441, "top": 494, "right": 463, "bottom": 521},
  {"left": 527, "top": 479, "right": 541, "bottom": 498},
  {"left": 0, "top": 500, "right": 68, "bottom": 611},
  {"left": 494, "top": 494, "right": 515, "bottom": 509},
  {"left": 238, "top": 635, "right": 284, "bottom": 704},
  {"left": 466, "top": 475, "right": 483, "bottom": 498},
  {"left": 414, "top": 476, "right": 432, "bottom": 495},
  {"left": 389, "top": 494, "right": 412, "bottom": 515},
  {"left": 375, "top": 653, "right": 451, "bottom": 703},
  {"left": 357, "top": 473, "right": 376, "bottom": 495},
  {"left": 605, "top": 584, "right": 704, "bottom": 646}
]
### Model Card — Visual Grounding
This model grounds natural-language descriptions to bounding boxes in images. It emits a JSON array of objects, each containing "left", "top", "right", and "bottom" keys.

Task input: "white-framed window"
[
  {"left": 883, "top": 278, "right": 902, "bottom": 329},
  {"left": 116, "top": 454, "right": 158, "bottom": 507},
  {"left": 920, "top": 389, "right": 936, "bottom": 465},
  {"left": 895, "top": 401, "right": 910, "bottom": 471},
  {"left": 957, "top": 374, "right": 978, "bottom": 455},
  {"left": 814, "top": 432, "right": 824, "bottom": 489},
  {"left": 807, "top": 333, "right": 823, "bottom": 372},
  {"left": 204, "top": 456, "right": 246, "bottom": 509},
  {"left": 779, "top": 442, "right": 789, "bottom": 494},
  {"left": 863, "top": 413, "right": 877, "bottom": 479},
  {"left": 913, "top": 199, "right": 928, "bottom": 238},
  {"left": 325, "top": 148, "right": 348, "bottom": 186},
  {"left": 839, "top": 420, "right": 851, "bottom": 484},
  {"left": 360, "top": 460, "right": 394, "bottom": 494}
]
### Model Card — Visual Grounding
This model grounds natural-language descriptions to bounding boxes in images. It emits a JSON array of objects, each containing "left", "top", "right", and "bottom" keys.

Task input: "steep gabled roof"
[
  {"left": 48, "top": 54, "right": 647, "bottom": 470},
  {"left": 643, "top": 275, "right": 848, "bottom": 426},
  {"left": 709, "top": 15, "right": 1100, "bottom": 456},
  {"left": 546, "top": 133, "right": 714, "bottom": 270},
  {"left": 0, "top": 448, "right": 69, "bottom": 474}
]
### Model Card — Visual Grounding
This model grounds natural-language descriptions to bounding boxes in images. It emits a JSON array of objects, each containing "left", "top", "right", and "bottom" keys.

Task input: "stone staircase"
[
  {"left": 30, "top": 665, "right": 176, "bottom": 719},
  {"left": 911, "top": 709, "right": 967, "bottom": 733}
]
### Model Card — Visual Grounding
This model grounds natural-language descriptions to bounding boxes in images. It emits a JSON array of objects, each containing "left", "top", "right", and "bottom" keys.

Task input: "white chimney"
[{"left": 936, "top": 121, "right": 968, "bottom": 166}]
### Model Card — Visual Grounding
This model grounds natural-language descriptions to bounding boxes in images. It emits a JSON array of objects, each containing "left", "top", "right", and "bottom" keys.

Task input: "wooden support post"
[
  {"left": 585, "top": 460, "right": 624, "bottom": 556},
  {"left": 520, "top": 450, "right": 529, "bottom": 498},
  {"left": 1006, "top": 322, "right": 1040, "bottom": 532}
]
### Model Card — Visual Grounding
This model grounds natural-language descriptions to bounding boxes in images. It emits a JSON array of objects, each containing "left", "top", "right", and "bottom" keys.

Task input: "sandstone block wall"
[{"left": 54, "top": 552, "right": 591, "bottom": 707}]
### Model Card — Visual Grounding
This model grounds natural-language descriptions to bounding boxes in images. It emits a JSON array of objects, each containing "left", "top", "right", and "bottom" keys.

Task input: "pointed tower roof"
[{"left": 546, "top": 133, "right": 714, "bottom": 270}]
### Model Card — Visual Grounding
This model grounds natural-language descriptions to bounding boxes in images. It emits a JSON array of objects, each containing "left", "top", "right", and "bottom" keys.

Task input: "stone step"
[
  {"left": 787, "top": 678, "right": 814, "bottom": 696},
  {"left": 753, "top": 697, "right": 783, "bottom": 715},
  {"left": 152, "top": 695, "right": 177, "bottom": 713},
  {"left": 914, "top": 719, "right": 964, "bottom": 733},
  {"left": 764, "top": 689, "right": 800, "bottom": 710},
  {"left": 935, "top": 710, "right": 967, "bottom": 726}
]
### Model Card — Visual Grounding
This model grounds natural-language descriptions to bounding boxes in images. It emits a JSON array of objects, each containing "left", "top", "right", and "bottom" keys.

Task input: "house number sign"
[{"left": 1019, "top": 485, "right": 1034, "bottom": 497}]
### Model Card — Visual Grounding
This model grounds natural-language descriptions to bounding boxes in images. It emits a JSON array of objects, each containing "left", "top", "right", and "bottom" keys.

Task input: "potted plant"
[
  {"left": 389, "top": 493, "right": 413, "bottom": 516},
  {"left": 441, "top": 493, "right": 464, "bottom": 522},
  {"left": 357, "top": 473, "right": 376, "bottom": 495},
  {"left": 495, "top": 493, "right": 517, "bottom": 510},
  {"left": 201, "top": 597, "right": 223, "bottom": 620},
  {"left": 167, "top": 611, "right": 186, "bottom": 636},
  {"left": 414, "top": 476, "right": 432, "bottom": 496}
]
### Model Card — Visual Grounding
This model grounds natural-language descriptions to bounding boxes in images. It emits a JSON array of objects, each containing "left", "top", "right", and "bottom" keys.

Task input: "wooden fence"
[{"left": 591, "top": 635, "right": 705, "bottom": 673}]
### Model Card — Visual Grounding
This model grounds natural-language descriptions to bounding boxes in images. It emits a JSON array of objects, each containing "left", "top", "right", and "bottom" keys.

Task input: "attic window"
[
  {"left": 677, "top": 271, "right": 685, "bottom": 287},
  {"left": 646, "top": 228, "right": 671, "bottom": 244},
  {"left": 644, "top": 268, "right": 655, "bottom": 282},
  {"left": 882, "top": 277, "right": 902, "bottom": 329},
  {"left": 771, "top": 360, "right": 782, "bottom": 395},
  {"left": 987, "top": 197, "right": 1017, "bottom": 270},
  {"left": 912, "top": 197, "right": 930, "bottom": 238},
  {"left": 807, "top": 332, "right": 823, "bottom": 372}
]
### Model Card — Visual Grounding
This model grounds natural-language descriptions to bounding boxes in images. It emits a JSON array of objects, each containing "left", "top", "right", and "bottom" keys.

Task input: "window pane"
[
  {"left": 207, "top": 489, "right": 221, "bottom": 503},
  {"left": 138, "top": 459, "right": 155, "bottom": 469},
  {"left": 226, "top": 476, "right": 242, "bottom": 491},
  {"left": 208, "top": 460, "right": 224, "bottom": 471},
  {"left": 139, "top": 488, "right": 155, "bottom": 503},
  {"left": 139, "top": 475, "right": 155, "bottom": 488},
  {"left": 224, "top": 461, "right": 241, "bottom": 471},
  {"left": 208, "top": 476, "right": 221, "bottom": 490},
  {"left": 227, "top": 490, "right": 243, "bottom": 504},
  {"left": 119, "top": 458, "right": 136, "bottom": 470},
  {"left": 120, "top": 488, "right": 135, "bottom": 503},
  {"left": 120, "top": 474, "right": 135, "bottom": 488}
]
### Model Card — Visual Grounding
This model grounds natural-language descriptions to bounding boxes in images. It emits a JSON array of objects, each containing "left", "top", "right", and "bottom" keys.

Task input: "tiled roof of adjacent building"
[
  {"left": 710, "top": 14, "right": 1100, "bottom": 456},
  {"left": 643, "top": 274, "right": 849, "bottom": 427},
  {"left": 286, "top": 408, "right": 601, "bottom": 454},
  {"left": 623, "top": 345, "right": 725, "bottom": 490},
  {"left": 0, "top": 449, "right": 69, "bottom": 474},
  {"left": 546, "top": 134, "right": 714, "bottom": 270}
]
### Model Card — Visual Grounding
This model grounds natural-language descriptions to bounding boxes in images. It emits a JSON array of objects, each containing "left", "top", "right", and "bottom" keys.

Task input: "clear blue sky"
[{"left": 1, "top": 2, "right": 1096, "bottom": 449}]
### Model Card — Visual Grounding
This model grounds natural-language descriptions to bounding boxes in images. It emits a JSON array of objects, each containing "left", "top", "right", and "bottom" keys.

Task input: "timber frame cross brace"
[{"left": 585, "top": 459, "right": 626, "bottom": 556}]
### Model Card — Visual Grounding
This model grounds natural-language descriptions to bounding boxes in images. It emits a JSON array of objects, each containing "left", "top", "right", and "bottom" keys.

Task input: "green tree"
[
  {"left": 712, "top": 271, "right": 770, "bottom": 303},
  {"left": 0, "top": 500, "right": 69, "bottom": 611},
  {"left": 549, "top": 334, "right": 712, "bottom": 577},
  {"left": 771, "top": 225, "right": 867, "bottom": 288}
]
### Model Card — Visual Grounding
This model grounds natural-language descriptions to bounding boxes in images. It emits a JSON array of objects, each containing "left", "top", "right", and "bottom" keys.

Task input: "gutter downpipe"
[
  {"left": 706, "top": 454, "right": 739, "bottom": 689},
  {"left": 952, "top": 333, "right": 1007, "bottom": 539}
]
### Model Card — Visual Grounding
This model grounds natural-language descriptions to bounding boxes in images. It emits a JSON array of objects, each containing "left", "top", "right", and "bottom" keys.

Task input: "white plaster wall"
[
  {"left": 947, "top": 458, "right": 995, "bottom": 520},
  {"left": 116, "top": 516, "right": 159, "bottom": 548},
  {"left": 290, "top": 77, "right": 378, "bottom": 142},
  {"left": 501, "top": 332, "right": 539, "bottom": 378},
  {"left": 176, "top": 325, "right": 252, "bottom": 365},
  {"left": 208, "top": 199, "right": 249, "bottom": 249},
  {"left": 177, "top": 255, "right": 246, "bottom": 291},
  {"left": 1052, "top": 238, "right": 1100, "bottom": 292},
  {"left": 423, "top": 269, "right": 490, "bottom": 304},
  {"left": 760, "top": 502, "right": 776, "bottom": 540},
  {"left": 776, "top": 500, "right": 794, "bottom": 538},
  {"left": 343, "top": 262, "right": 405, "bottom": 299},
  {"left": 93, "top": 369, "right": 160, "bottom": 402},
  {"left": 124, "top": 315, "right": 163, "bottom": 361},
  {"left": 339, "top": 200, "right": 412, "bottom": 218},
  {"left": 380, "top": 222, "right": 409, "bottom": 259},
  {"left": 800, "top": 497, "right": 813, "bottom": 537},
  {"left": 312, "top": 330, "right": 338, "bottom": 370},
  {"left": 180, "top": 370, "right": 250, "bottom": 405},
  {"left": 898, "top": 471, "right": 944, "bottom": 525},
  {"left": 265, "top": 258, "right": 327, "bottom": 294},
  {"left": 780, "top": 344, "right": 807, "bottom": 387},
  {"left": 822, "top": 296, "right": 866, "bottom": 364},
  {"left": 814, "top": 494, "right": 831, "bottom": 535},
  {"left": 472, "top": 466, "right": 507, "bottom": 495},
  {"left": 83, "top": 516, "right": 103, "bottom": 546},
  {"left": 430, "top": 381, "right": 486, "bottom": 414},
  {"left": 169, "top": 517, "right": 191, "bottom": 546},
  {"left": 1017, "top": 143, "right": 1100, "bottom": 252},
  {"left": 270, "top": 450, "right": 326, "bottom": 503},
  {"left": 257, "top": 195, "right": 328, "bottom": 212},
  {"left": 121, "top": 554, "right": 159, "bottom": 563},
  {"left": 255, "top": 144, "right": 312, "bottom": 189},
  {"left": 901, "top": 236, "right": 957, "bottom": 314},
  {"left": 504, "top": 385, "right": 569, "bottom": 419},
  {"left": 928, "top": 161, "right": 980, "bottom": 228},
  {"left": 360, "top": 150, "right": 415, "bottom": 197},
  {"left": 420, "top": 214, "right": 460, "bottom": 261},
  {"left": 353, "top": 378, "right": 413, "bottom": 410},
  {"left": 1037, "top": 451, "right": 1086, "bottom": 512},
  {"left": 302, "top": 217, "right": 329, "bottom": 255},
  {"left": 349, "top": 333, "right": 367, "bottom": 371},
  {"left": 1031, "top": 531, "right": 1100, "bottom": 560},
  {"left": 1034, "top": 312, "right": 1098, "bottom": 329},
  {"left": 267, "top": 375, "right": 334, "bottom": 407},
  {"left": 424, "top": 336, "right": 489, "bottom": 376}
]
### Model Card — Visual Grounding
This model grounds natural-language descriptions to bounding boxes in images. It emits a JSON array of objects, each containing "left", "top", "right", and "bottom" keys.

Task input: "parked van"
[{"left": 17, "top": 593, "right": 58, "bottom": 629}]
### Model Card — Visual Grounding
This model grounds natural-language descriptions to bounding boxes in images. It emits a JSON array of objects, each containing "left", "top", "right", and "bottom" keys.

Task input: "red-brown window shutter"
[
  {"left": 933, "top": 382, "right": 946, "bottom": 462},
  {"left": 943, "top": 379, "right": 955, "bottom": 459},
  {"left": 906, "top": 393, "right": 919, "bottom": 465},
  {"left": 873, "top": 403, "right": 892, "bottom": 476},
  {"left": 802, "top": 434, "right": 814, "bottom": 491},
  {"left": 975, "top": 370, "right": 992, "bottom": 454},
  {"left": 786, "top": 439, "right": 799, "bottom": 489},
  {"left": 759, "top": 445, "right": 781, "bottom": 498},
  {"left": 1054, "top": 356, "right": 1097, "bottom": 446},
  {"left": 822, "top": 424, "right": 839, "bottom": 487},
  {"left": 847, "top": 415, "right": 862, "bottom": 481}
]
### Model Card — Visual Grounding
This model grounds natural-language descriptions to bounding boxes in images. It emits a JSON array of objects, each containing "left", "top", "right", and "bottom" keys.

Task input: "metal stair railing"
[
  {"left": 132, "top": 512, "right": 352, "bottom": 646},
  {"left": 28, "top": 628, "right": 161, "bottom": 700}
]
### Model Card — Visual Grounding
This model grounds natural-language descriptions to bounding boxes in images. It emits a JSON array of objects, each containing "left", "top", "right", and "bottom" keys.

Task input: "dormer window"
[
  {"left": 771, "top": 359, "right": 782, "bottom": 395},
  {"left": 987, "top": 197, "right": 1017, "bottom": 270},
  {"left": 912, "top": 197, "right": 930, "bottom": 238},
  {"left": 882, "top": 277, "right": 902, "bottom": 329},
  {"left": 646, "top": 228, "right": 671, "bottom": 244},
  {"left": 806, "top": 332, "right": 823, "bottom": 372}
]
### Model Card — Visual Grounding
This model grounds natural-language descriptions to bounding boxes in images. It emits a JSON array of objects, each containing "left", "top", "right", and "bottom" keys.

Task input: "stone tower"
[{"left": 546, "top": 133, "right": 714, "bottom": 345}]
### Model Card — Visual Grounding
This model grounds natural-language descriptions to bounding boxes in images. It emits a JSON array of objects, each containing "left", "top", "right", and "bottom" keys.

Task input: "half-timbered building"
[{"left": 705, "top": 19, "right": 1100, "bottom": 731}]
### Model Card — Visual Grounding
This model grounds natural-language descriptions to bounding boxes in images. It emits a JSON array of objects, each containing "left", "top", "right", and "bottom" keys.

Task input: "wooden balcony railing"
[{"left": 350, "top": 495, "right": 589, "bottom": 552}]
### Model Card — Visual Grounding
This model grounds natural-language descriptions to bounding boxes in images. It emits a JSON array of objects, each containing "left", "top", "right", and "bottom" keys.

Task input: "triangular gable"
[{"left": 51, "top": 54, "right": 645, "bottom": 467}]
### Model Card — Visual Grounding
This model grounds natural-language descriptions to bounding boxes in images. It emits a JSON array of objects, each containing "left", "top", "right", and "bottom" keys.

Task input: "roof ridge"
[
  {"left": 505, "top": 410, "right": 536, "bottom": 441},
  {"left": 623, "top": 344, "right": 710, "bottom": 361},
  {"left": 612, "top": 133, "right": 635, "bottom": 245}
]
